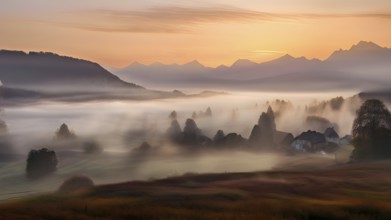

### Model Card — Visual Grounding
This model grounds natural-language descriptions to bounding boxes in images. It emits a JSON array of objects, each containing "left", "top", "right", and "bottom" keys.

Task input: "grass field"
[{"left": 1, "top": 159, "right": 391, "bottom": 219}]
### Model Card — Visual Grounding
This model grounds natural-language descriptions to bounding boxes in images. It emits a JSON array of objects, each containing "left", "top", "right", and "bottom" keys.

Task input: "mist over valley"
[{"left": 0, "top": 26, "right": 391, "bottom": 219}]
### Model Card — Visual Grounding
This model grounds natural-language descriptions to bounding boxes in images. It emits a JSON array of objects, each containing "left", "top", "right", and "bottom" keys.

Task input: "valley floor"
[{"left": 1, "top": 160, "right": 391, "bottom": 219}]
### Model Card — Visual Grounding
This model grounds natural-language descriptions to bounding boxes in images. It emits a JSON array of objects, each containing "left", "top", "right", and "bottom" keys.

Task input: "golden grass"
[{"left": 2, "top": 161, "right": 391, "bottom": 219}]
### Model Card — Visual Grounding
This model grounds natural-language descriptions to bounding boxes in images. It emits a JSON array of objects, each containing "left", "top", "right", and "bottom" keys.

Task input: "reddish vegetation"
[{"left": 1, "top": 161, "right": 391, "bottom": 219}]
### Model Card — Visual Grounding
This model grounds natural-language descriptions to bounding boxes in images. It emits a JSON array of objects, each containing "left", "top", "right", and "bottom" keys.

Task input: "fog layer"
[{"left": 0, "top": 91, "right": 361, "bottom": 200}]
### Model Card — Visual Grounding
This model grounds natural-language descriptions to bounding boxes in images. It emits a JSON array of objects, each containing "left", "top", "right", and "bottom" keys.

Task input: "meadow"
[{"left": 1, "top": 160, "right": 391, "bottom": 219}]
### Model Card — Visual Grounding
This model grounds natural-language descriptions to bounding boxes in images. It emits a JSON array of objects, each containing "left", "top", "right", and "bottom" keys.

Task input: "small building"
[
  {"left": 324, "top": 127, "right": 340, "bottom": 144},
  {"left": 291, "top": 130, "right": 326, "bottom": 152}
]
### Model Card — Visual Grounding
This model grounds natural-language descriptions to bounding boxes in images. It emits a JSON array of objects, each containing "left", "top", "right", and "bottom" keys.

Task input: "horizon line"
[{"left": 1, "top": 40, "right": 388, "bottom": 70}]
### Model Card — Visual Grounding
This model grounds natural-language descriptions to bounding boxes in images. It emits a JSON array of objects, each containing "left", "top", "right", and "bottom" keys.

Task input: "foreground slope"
[{"left": 1, "top": 160, "right": 391, "bottom": 219}]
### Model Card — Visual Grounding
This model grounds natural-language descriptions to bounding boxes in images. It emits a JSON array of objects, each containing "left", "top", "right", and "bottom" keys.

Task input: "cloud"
[
  {"left": 294, "top": 13, "right": 391, "bottom": 19},
  {"left": 60, "top": 6, "right": 281, "bottom": 33},
  {"left": 56, "top": 6, "right": 391, "bottom": 34},
  {"left": 251, "top": 50, "right": 287, "bottom": 55}
]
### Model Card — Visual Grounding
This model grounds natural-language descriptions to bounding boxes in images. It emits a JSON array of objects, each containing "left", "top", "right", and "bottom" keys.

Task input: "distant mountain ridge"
[
  {"left": 115, "top": 41, "right": 391, "bottom": 91},
  {"left": 0, "top": 50, "right": 143, "bottom": 92}
]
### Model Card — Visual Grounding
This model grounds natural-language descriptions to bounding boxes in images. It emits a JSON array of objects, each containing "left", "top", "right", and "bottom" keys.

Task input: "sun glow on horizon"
[{"left": 1, "top": 1, "right": 391, "bottom": 68}]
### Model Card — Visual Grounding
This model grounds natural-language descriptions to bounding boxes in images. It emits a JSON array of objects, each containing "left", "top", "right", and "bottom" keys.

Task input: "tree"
[
  {"left": 166, "top": 119, "right": 182, "bottom": 142},
  {"left": 183, "top": 119, "right": 201, "bottom": 136},
  {"left": 353, "top": 99, "right": 391, "bottom": 139},
  {"left": 169, "top": 111, "right": 177, "bottom": 120},
  {"left": 329, "top": 96, "right": 344, "bottom": 111},
  {"left": 213, "top": 130, "right": 225, "bottom": 145},
  {"left": 258, "top": 111, "right": 275, "bottom": 148},
  {"left": 55, "top": 123, "right": 76, "bottom": 140},
  {"left": 83, "top": 141, "right": 103, "bottom": 154},
  {"left": 351, "top": 99, "right": 391, "bottom": 161},
  {"left": 205, "top": 107, "right": 212, "bottom": 117},
  {"left": 266, "top": 106, "right": 276, "bottom": 131},
  {"left": 26, "top": 148, "right": 58, "bottom": 179},
  {"left": 248, "top": 125, "right": 262, "bottom": 147},
  {"left": 191, "top": 112, "right": 198, "bottom": 119},
  {"left": 181, "top": 119, "right": 211, "bottom": 147}
]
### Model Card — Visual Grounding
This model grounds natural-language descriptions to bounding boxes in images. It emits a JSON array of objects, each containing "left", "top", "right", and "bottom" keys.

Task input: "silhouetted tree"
[
  {"left": 55, "top": 123, "right": 76, "bottom": 140},
  {"left": 353, "top": 99, "right": 391, "bottom": 139},
  {"left": 166, "top": 119, "right": 182, "bottom": 142},
  {"left": 26, "top": 148, "right": 58, "bottom": 179},
  {"left": 169, "top": 111, "right": 177, "bottom": 120},
  {"left": 249, "top": 125, "right": 262, "bottom": 147},
  {"left": 213, "top": 130, "right": 225, "bottom": 144},
  {"left": 249, "top": 107, "right": 277, "bottom": 149},
  {"left": 266, "top": 106, "right": 276, "bottom": 131},
  {"left": 192, "top": 112, "right": 198, "bottom": 119},
  {"left": 221, "top": 133, "right": 246, "bottom": 148},
  {"left": 351, "top": 99, "right": 391, "bottom": 161},
  {"left": 329, "top": 96, "right": 344, "bottom": 111},
  {"left": 184, "top": 119, "right": 201, "bottom": 135},
  {"left": 182, "top": 119, "right": 211, "bottom": 147},
  {"left": 258, "top": 111, "right": 275, "bottom": 148}
]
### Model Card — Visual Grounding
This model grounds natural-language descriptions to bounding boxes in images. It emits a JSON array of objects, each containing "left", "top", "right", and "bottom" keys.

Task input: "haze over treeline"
[{"left": 0, "top": 92, "right": 351, "bottom": 196}]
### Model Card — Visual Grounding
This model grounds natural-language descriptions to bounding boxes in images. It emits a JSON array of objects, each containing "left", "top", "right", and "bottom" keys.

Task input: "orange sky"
[{"left": 1, "top": 1, "right": 391, "bottom": 67}]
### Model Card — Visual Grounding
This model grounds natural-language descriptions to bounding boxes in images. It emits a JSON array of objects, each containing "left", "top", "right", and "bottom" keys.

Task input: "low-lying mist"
[
  {"left": 2, "top": 91, "right": 358, "bottom": 151},
  {"left": 0, "top": 91, "right": 363, "bottom": 200}
]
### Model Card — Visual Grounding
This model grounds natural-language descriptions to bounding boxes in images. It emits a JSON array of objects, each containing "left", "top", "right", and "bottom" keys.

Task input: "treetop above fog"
[{"left": 55, "top": 123, "right": 76, "bottom": 140}]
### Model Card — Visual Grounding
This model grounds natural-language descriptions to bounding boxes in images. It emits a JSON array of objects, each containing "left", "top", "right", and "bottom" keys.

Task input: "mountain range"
[
  {"left": 115, "top": 41, "right": 391, "bottom": 92},
  {"left": 1, "top": 41, "right": 390, "bottom": 95}
]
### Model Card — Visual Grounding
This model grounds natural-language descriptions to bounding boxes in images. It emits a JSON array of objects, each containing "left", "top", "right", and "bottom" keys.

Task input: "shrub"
[
  {"left": 58, "top": 175, "right": 94, "bottom": 193},
  {"left": 26, "top": 148, "right": 58, "bottom": 179},
  {"left": 83, "top": 141, "right": 103, "bottom": 154}
]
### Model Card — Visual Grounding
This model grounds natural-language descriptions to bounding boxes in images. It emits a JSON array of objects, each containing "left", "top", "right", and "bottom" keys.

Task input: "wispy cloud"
[
  {"left": 293, "top": 13, "right": 391, "bottom": 19},
  {"left": 59, "top": 6, "right": 282, "bottom": 33},
  {"left": 251, "top": 50, "right": 287, "bottom": 55},
  {"left": 55, "top": 6, "right": 391, "bottom": 33}
]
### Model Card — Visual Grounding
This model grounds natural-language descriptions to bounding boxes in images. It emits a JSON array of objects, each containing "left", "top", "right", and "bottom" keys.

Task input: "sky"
[{"left": 1, "top": 0, "right": 391, "bottom": 68}]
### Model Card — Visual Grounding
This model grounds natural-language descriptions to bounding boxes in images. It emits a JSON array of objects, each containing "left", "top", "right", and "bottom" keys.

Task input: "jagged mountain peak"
[
  {"left": 231, "top": 59, "right": 258, "bottom": 68},
  {"left": 351, "top": 41, "right": 383, "bottom": 51},
  {"left": 182, "top": 60, "right": 205, "bottom": 68},
  {"left": 327, "top": 41, "right": 389, "bottom": 61}
]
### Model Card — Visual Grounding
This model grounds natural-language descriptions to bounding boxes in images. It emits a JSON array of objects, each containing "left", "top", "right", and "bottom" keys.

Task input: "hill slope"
[{"left": 0, "top": 50, "right": 143, "bottom": 92}]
